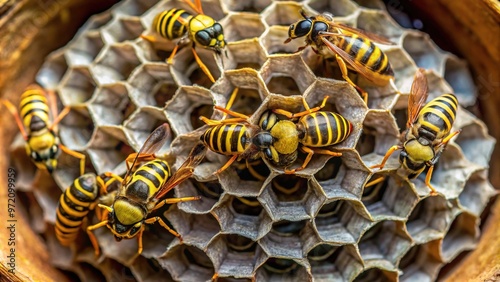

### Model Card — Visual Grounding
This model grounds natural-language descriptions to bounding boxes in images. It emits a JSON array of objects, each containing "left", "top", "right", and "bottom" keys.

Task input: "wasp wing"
[
  {"left": 155, "top": 142, "right": 207, "bottom": 200},
  {"left": 407, "top": 68, "right": 429, "bottom": 128},
  {"left": 331, "top": 22, "right": 396, "bottom": 45}
]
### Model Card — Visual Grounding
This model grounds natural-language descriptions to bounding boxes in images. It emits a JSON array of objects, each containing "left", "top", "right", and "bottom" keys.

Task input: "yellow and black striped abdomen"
[
  {"left": 201, "top": 124, "right": 249, "bottom": 155},
  {"left": 337, "top": 35, "right": 393, "bottom": 78},
  {"left": 19, "top": 89, "right": 50, "bottom": 133},
  {"left": 417, "top": 93, "right": 458, "bottom": 141},
  {"left": 55, "top": 173, "right": 99, "bottom": 246},
  {"left": 126, "top": 159, "right": 171, "bottom": 202},
  {"left": 298, "top": 111, "right": 352, "bottom": 147},
  {"left": 153, "top": 8, "right": 192, "bottom": 40}
]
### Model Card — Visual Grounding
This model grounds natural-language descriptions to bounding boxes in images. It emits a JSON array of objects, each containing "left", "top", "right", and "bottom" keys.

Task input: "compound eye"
[
  {"left": 293, "top": 20, "right": 312, "bottom": 37},
  {"left": 264, "top": 148, "right": 273, "bottom": 160},
  {"left": 213, "top": 23, "right": 223, "bottom": 35},
  {"left": 195, "top": 30, "right": 212, "bottom": 46}
]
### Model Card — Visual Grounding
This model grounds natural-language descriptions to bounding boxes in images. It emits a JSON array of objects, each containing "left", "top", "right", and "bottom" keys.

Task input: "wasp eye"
[
  {"left": 213, "top": 23, "right": 223, "bottom": 35},
  {"left": 293, "top": 20, "right": 312, "bottom": 38},
  {"left": 195, "top": 30, "right": 212, "bottom": 46}
]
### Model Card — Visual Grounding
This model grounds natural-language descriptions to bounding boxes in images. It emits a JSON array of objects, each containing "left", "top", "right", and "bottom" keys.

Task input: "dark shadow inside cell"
[
  {"left": 225, "top": 234, "right": 257, "bottom": 253},
  {"left": 121, "top": 100, "right": 137, "bottom": 122},
  {"left": 271, "top": 220, "right": 306, "bottom": 236},
  {"left": 308, "top": 0, "right": 358, "bottom": 17},
  {"left": 229, "top": 88, "right": 263, "bottom": 117},
  {"left": 359, "top": 221, "right": 383, "bottom": 243},
  {"left": 192, "top": 180, "right": 223, "bottom": 201},
  {"left": 271, "top": 174, "right": 308, "bottom": 202},
  {"left": 231, "top": 196, "right": 263, "bottom": 216},
  {"left": 361, "top": 175, "right": 388, "bottom": 206},
  {"left": 263, "top": 258, "right": 299, "bottom": 274},
  {"left": 190, "top": 104, "right": 214, "bottom": 130},
  {"left": 154, "top": 49, "right": 171, "bottom": 62},
  {"left": 115, "top": 140, "right": 135, "bottom": 161},
  {"left": 183, "top": 246, "right": 214, "bottom": 269},
  {"left": 235, "top": 159, "right": 270, "bottom": 182},
  {"left": 316, "top": 201, "right": 344, "bottom": 225},
  {"left": 153, "top": 82, "right": 177, "bottom": 108},
  {"left": 353, "top": 268, "right": 388, "bottom": 282},
  {"left": 235, "top": 62, "right": 262, "bottom": 70},
  {"left": 222, "top": 0, "right": 269, "bottom": 13},
  {"left": 393, "top": 108, "right": 407, "bottom": 135},
  {"left": 266, "top": 75, "right": 301, "bottom": 96},
  {"left": 315, "top": 154, "right": 342, "bottom": 181},
  {"left": 307, "top": 244, "right": 341, "bottom": 262},
  {"left": 437, "top": 251, "right": 470, "bottom": 281},
  {"left": 79, "top": 262, "right": 107, "bottom": 282},
  {"left": 189, "top": 67, "right": 215, "bottom": 89},
  {"left": 60, "top": 269, "right": 81, "bottom": 282},
  {"left": 399, "top": 244, "right": 419, "bottom": 270},
  {"left": 59, "top": 108, "right": 96, "bottom": 148},
  {"left": 355, "top": 129, "right": 376, "bottom": 157}
]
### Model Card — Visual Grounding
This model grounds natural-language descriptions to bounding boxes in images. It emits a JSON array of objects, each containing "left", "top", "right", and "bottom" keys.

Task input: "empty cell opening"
[
  {"left": 257, "top": 258, "right": 309, "bottom": 281},
  {"left": 190, "top": 104, "right": 214, "bottom": 130},
  {"left": 231, "top": 196, "right": 263, "bottom": 217},
  {"left": 113, "top": 0, "right": 157, "bottom": 16},
  {"left": 189, "top": 67, "right": 218, "bottom": 89},
  {"left": 271, "top": 220, "right": 306, "bottom": 236},
  {"left": 270, "top": 174, "right": 308, "bottom": 202},
  {"left": 227, "top": 88, "right": 263, "bottom": 117},
  {"left": 441, "top": 212, "right": 478, "bottom": 262},
  {"left": 444, "top": 57, "right": 476, "bottom": 104},
  {"left": 266, "top": 75, "right": 301, "bottom": 96},
  {"left": 263, "top": 258, "right": 299, "bottom": 274},
  {"left": 355, "top": 127, "right": 377, "bottom": 157},
  {"left": 314, "top": 157, "right": 342, "bottom": 181},
  {"left": 399, "top": 242, "right": 442, "bottom": 281},
  {"left": 221, "top": 0, "right": 270, "bottom": 13},
  {"left": 37, "top": 52, "right": 69, "bottom": 89},
  {"left": 316, "top": 201, "right": 344, "bottom": 225},
  {"left": 170, "top": 47, "right": 220, "bottom": 87},
  {"left": 406, "top": 195, "right": 450, "bottom": 241},
  {"left": 224, "top": 234, "right": 257, "bottom": 253},
  {"left": 357, "top": 10, "right": 403, "bottom": 42},
  {"left": 308, "top": 0, "right": 358, "bottom": 17},
  {"left": 59, "top": 67, "right": 96, "bottom": 105},
  {"left": 93, "top": 45, "right": 141, "bottom": 83},
  {"left": 260, "top": 26, "right": 303, "bottom": 55},
  {"left": 59, "top": 108, "right": 95, "bottom": 149},
  {"left": 227, "top": 40, "right": 267, "bottom": 70},
  {"left": 153, "top": 82, "right": 177, "bottom": 108},
  {"left": 78, "top": 262, "right": 107, "bottom": 282},
  {"left": 183, "top": 245, "right": 215, "bottom": 270},
  {"left": 353, "top": 268, "right": 396, "bottom": 282},
  {"left": 128, "top": 64, "right": 176, "bottom": 108},
  {"left": 192, "top": 180, "right": 224, "bottom": 201},
  {"left": 455, "top": 123, "right": 493, "bottom": 167},
  {"left": 130, "top": 257, "right": 173, "bottom": 282},
  {"left": 459, "top": 171, "right": 494, "bottom": 216},
  {"left": 263, "top": 2, "right": 303, "bottom": 26},
  {"left": 393, "top": 108, "right": 408, "bottom": 135},
  {"left": 224, "top": 14, "right": 266, "bottom": 42},
  {"left": 308, "top": 244, "right": 340, "bottom": 261},
  {"left": 124, "top": 110, "right": 170, "bottom": 151},
  {"left": 402, "top": 32, "right": 442, "bottom": 71},
  {"left": 86, "top": 133, "right": 133, "bottom": 173},
  {"left": 235, "top": 159, "right": 270, "bottom": 182},
  {"left": 91, "top": 84, "right": 134, "bottom": 125},
  {"left": 104, "top": 17, "right": 145, "bottom": 43},
  {"left": 66, "top": 32, "right": 104, "bottom": 65}
]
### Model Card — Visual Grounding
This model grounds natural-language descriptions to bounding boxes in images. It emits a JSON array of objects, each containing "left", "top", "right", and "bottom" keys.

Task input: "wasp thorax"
[
  {"left": 113, "top": 199, "right": 145, "bottom": 226},
  {"left": 403, "top": 139, "right": 434, "bottom": 162},
  {"left": 270, "top": 120, "right": 299, "bottom": 155}
]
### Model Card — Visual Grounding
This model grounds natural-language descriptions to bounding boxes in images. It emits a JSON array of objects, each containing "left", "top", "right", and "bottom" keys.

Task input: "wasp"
[
  {"left": 55, "top": 172, "right": 120, "bottom": 246},
  {"left": 86, "top": 123, "right": 207, "bottom": 257},
  {"left": 254, "top": 96, "right": 353, "bottom": 174},
  {"left": 1, "top": 85, "right": 85, "bottom": 175},
  {"left": 142, "top": 0, "right": 226, "bottom": 83},
  {"left": 285, "top": 11, "right": 397, "bottom": 103},
  {"left": 370, "top": 68, "right": 461, "bottom": 195}
]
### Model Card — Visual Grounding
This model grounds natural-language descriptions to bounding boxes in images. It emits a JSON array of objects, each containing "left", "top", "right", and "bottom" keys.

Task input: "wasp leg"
[
  {"left": 87, "top": 218, "right": 108, "bottom": 257},
  {"left": 364, "top": 175, "right": 385, "bottom": 187},
  {"left": 153, "top": 196, "right": 201, "bottom": 211},
  {"left": 222, "top": 88, "right": 239, "bottom": 119},
  {"left": 211, "top": 272, "right": 219, "bottom": 282},
  {"left": 215, "top": 155, "right": 239, "bottom": 175},
  {"left": 334, "top": 54, "right": 368, "bottom": 104},
  {"left": 273, "top": 96, "right": 329, "bottom": 119},
  {"left": 144, "top": 216, "right": 182, "bottom": 241},
  {"left": 285, "top": 146, "right": 342, "bottom": 174},
  {"left": 182, "top": 0, "right": 204, "bottom": 15},
  {"left": 425, "top": 165, "right": 438, "bottom": 195},
  {"left": 1, "top": 99, "right": 28, "bottom": 140},
  {"left": 440, "top": 130, "right": 461, "bottom": 147},
  {"left": 191, "top": 47, "right": 216, "bottom": 83},
  {"left": 199, "top": 116, "right": 248, "bottom": 126},
  {"left": 214, "top": 105, "right": 250, "bottom": 120},
  {"left": 166, "top": 44, "right": 181, "bottom": 65},
  {"left": 60, "top": 144, "right": 86, "bottom": 176},
  {"left": 370, "top": 145, "right": 402, "bottom": 170}
]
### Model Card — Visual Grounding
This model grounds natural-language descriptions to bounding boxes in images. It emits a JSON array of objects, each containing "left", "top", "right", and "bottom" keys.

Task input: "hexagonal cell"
[
  {"left": 441, "top": 212, "right": 479, "bottom": 262},
  {"left": 58, "top": 67, "right": 96, "bottom": 105},
  {"left": 83, "top": 11, "right": 113, "bottom": 31},
  {"left": 221, "top": 0, "right": 271, "bottom": 13},
  {"left": 262, "top": 2, "right": 304, "bottom": 27},
  {"left": 166, "top": 207, "right": 221, "bottom": 248},
  {"left": 123, "top": 108, "right": 170, "bottom": 152},
  {"left": 424, "top": 70, "right": 454, "bottom": 100},
  {"left": 225, "top": 39, "right": 267, "bottom": 70},
  {"left": 235, "top": 159, "right": 271, "bottom": 182},
  {"left": 444, "top": 56, "right": 477, "bottom": 107},
  {"left": 261, "top": 54, "right": 316, "bottom": 96},
  {"left": 358, "top": 220, "right": 412, "bottom": 267},
  {"left": 164, "top": 85, "right": 214, "bottom": 135},
  {"left": 454, "top": 118, "right": 495, "bottom": 168},
  {"left": 361, "top": 173, "right": 419, "bottom": 221},
  {"left": 308, "top": 0, "right": 358, "bottom": 17},
  {"left": 314, "top": 199, "right": 372, "bottom": 244},
  {"left": 258, "top": 220, "right": 309, "bottom": 263},
  {"left": 260, "top": 174, "right": 321, "bottom": 221},
  {"left": 88, "top": 83, "right": 135, "bottom": 126},
  {"left": 59, "top": 107, "right": 95, "bottom": 150},
  {"left": 176, "top": 179, "right": 224, "bottom": 213},
  {"left": 352, "top": 267, "right": 398, "bottom": 282},
  {"left": 255, "top": 258, "right": 310, "bottom": 281},
  {"left": 356, "top": 110, "right": 400, "bottom": 158},
  {"left": 212, "top": 194, "right": 273, "bottom": 240},
  {"left": 260, "top": 25, "right": 304, "bottom": 55},
  {"left": 130, "top": 256, "right": 173, "bottom": 282},
  {"left": 458, "top": 169, "right": 496, "bottom": 217},
  {"left": 127, "top": 63, "right": 178, "bottom": 108},
  {"left": 222, "top": 13, "right": 266, "bottom": 42},
  {"left": 402, "top": 31, "right": 445, "bottom": 74},
  {"left": 406, "top": 195, "right": 454, "bottom": 244},
  {"left": 169, "top": 45, "right": 222, "bottom": 88},
  {"left": 207, "top": 234, "right": 258, "bottom": 279},
  {"left": 399, "top": 240, "right": 443, "bottom": 282},
  {"left": 86, "top": 129, "right": 134, "bottom": 174},
  {"left": 160, "top": 244, "right": 216, "bottom": 281},
  {"left": 37, "top": 50, "right": 69, "bottom": 89},
  {"left": 65, "top": 31, "right": 105, "bottom": 66},
  {"left": 112, "top": 0, "right": 157, "bottom": 17},
  {"left": 307, "top": 244, "right": 363, "bottom": 281},
  {"left": 92, "top": 44, "right": 142, "bottom": 84},
  {"left": 101, "top": 16, "right": 145, "bottom": 44},
  {"left": 356, "top": 10, "right": 404, "bottom": 43}
]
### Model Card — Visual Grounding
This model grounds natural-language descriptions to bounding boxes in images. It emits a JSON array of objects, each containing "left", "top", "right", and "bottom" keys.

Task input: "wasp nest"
[{"left": 10, "top": 0, "right": 496, "bottom": 281}]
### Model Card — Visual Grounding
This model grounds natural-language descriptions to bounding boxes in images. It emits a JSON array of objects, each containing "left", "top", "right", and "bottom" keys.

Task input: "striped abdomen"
[
  {"left": 201, "top": 124, "right": 249, "bottom": 155},
  {"left": 337, "top": 34, "right": 394, "bottom": 79},
  {"left": 55, "top": 174, "right": 99, "bottom": 246},
  {"left": 298, "top": 111, "right": 352, "bottom": 147},
  {"left": 126, "top": 159, "right": 171, "bottom": 202},
  {"left": 417, "top": 93, "right": 458, "bottom": 142},
  {"left": 19, "top": 89, "right": 50, "bottom": 134},
  {"left": 153, "top": 8, "right": 192, "bottom": 40}
]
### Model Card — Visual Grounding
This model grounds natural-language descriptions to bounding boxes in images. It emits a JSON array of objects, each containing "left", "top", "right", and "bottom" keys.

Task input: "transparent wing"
[
  {"left": 330, "top": 22, "right": 396, "bottom": 45},
  {"left": 407, "top": 68, "right": 429, "bottom": 128}
]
